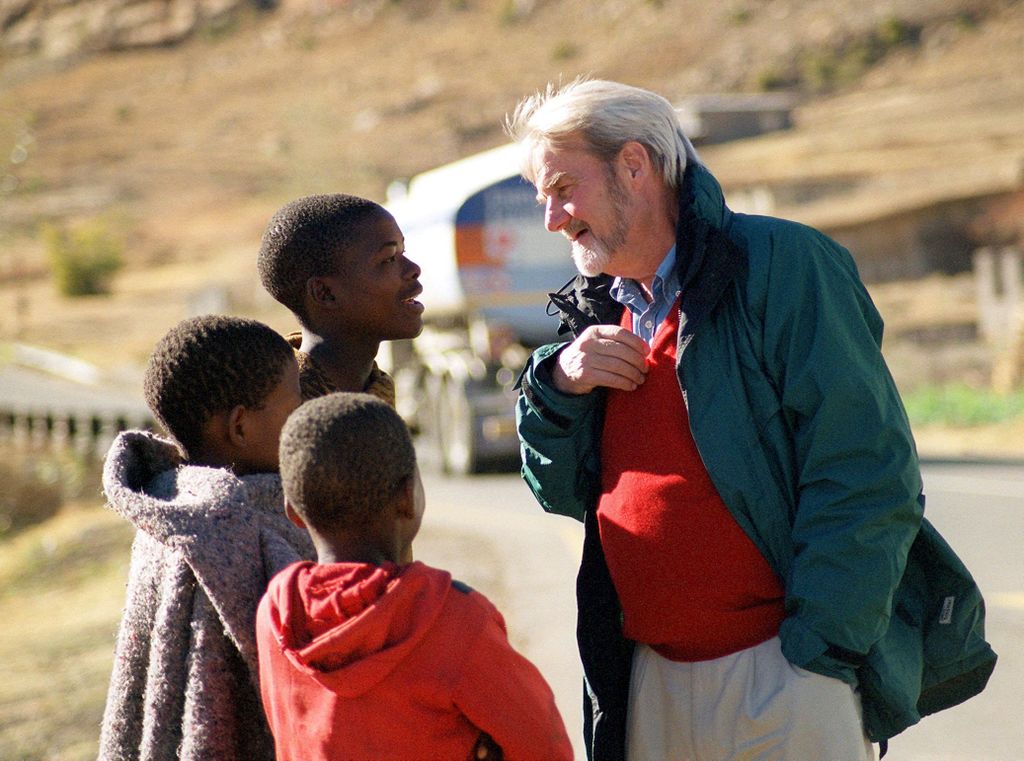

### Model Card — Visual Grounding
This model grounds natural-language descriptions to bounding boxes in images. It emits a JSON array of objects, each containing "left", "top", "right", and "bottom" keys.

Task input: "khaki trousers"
[{"left": 625, "top": 637, "right": 875, "bottom": 761}]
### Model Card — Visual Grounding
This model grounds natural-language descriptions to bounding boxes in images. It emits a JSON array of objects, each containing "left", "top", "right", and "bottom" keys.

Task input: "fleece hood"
[
  {"left": 101, "top": 429, "right": 315, "bottom": 671},
  {"left": 263, "top": 560, "right": 452, "bottom": 697}
]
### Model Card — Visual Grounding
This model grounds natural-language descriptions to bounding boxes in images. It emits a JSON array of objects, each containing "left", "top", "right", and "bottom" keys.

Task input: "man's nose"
[{"left": 545, "top": 197, "right": 568, "bottom": 232}]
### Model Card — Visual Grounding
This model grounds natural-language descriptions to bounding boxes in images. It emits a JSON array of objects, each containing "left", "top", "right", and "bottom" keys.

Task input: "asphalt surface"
[
  {"left": 412, "top": 459, "right": 586, "bottom": 760},
  {"left": 886, "top": 461, "right": 1024, "bottom": 761},
  {"left": 416, "top": 457, "right": 1024, "bottom": 761}
]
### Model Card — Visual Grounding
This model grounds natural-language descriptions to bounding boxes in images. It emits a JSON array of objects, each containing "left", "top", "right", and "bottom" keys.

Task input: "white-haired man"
[{"left": 509, "top": 79, "right": 995, "bottom": 761}]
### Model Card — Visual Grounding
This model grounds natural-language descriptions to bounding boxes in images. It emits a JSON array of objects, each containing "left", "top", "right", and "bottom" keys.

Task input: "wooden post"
[{"left": 982, "top": 247, "right": 1024, "bottom": 393}]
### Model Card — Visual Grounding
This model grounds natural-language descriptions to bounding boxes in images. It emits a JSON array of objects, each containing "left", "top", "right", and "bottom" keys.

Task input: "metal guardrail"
[
  {"left": 0, "top": 406, "right": 154, "bottom": 459},
  {"left": 0, "top": 345, "right": 155, "bottom": 458}
]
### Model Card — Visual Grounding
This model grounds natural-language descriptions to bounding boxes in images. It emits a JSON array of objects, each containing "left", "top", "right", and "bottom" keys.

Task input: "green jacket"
[{"left": 517, "top": 161, "right": 996, "bottom": 759}]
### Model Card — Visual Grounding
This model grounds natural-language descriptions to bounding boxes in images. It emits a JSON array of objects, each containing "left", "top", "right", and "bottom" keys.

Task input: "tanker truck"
[{"left": 383, "top": 143, "right": 576, "bottom": 475}]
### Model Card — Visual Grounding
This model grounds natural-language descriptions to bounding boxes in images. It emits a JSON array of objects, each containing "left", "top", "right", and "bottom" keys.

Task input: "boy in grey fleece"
[{"left": 98, "top": 315, "right": 313, "bottom": 761}]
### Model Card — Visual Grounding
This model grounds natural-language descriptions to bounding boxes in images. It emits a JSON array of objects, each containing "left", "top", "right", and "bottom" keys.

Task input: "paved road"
[
  {"left": 416, "top": 455, "right": 1023, "bottom": 761},
  {"left": 886, "top": 461, "right": 1024, "bottom": 761},
  {"left": 412, "top": 459, "right": 586, "bottom": 759}
]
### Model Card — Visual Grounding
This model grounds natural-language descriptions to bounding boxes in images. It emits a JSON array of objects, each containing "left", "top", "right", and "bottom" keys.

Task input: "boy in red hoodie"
[{"left": 257, "top": 392, "right": 573, "bottom": 761}]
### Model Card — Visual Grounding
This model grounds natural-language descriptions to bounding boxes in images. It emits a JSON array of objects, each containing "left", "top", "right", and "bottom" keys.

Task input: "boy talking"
[{"left": 257, "top": 194, "right": 424, "bottom": 405}]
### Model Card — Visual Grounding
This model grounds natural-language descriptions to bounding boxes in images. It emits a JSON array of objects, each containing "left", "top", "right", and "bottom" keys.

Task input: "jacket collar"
[{"left": 672, "top": 161, "right": 746, "bottom": 339}]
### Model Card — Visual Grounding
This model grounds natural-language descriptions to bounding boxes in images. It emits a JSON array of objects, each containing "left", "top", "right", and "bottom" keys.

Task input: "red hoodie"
[{"left": 256, "top": 560, "right": 573, "bottom": 761}]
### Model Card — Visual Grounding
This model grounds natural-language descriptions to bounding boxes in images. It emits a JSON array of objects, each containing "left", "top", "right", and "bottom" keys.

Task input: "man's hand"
[{"left": 552, "top": 325, "right": 650, "bottom": 394}]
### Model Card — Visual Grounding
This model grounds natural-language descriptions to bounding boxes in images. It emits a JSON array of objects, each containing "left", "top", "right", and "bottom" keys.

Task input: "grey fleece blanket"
[{"left": 98, "top": 430, "right": 315, "bottom": 761}]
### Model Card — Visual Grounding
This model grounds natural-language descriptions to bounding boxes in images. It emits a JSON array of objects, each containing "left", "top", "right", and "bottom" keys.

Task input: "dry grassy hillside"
[{"left": 0, "top": 0, "right": 1021, "bottom": 375}]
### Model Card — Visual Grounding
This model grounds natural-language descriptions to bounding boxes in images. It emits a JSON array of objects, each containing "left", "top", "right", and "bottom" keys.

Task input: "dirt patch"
[{"left": 914, "top": 417, "right": 1024, "bottom": 460}]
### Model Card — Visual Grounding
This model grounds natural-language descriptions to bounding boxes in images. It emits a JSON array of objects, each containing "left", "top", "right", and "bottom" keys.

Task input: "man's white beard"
[{"left": 572, "top": 239, "right": 612, "bottom": 277}]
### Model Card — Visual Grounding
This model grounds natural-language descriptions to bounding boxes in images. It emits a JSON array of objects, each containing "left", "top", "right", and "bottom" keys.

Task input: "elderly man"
[{"left": 509, "top": 79, "right": 995, "bottom": 761}]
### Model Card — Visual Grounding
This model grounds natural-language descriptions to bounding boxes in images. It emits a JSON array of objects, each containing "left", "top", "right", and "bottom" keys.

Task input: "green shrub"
[
  {"left": 903, "top": 383, "right": 1024, "bottom": 427},
  {"left": 755, "top": 66, "right": 795, "bottom": 92},
  {"left": 0, "top": 470, "right": 61, "bottom": 536},
  {"left": 955, "top": 11, "right": 979, "bottom": 31},
  {"left": 551, "top": 40, "right": 579, "bottom": 61},
  {"left": 800, "top": 51, "right": 839, "bottom": 92},
  {"left": 497, "top": 0, "right": 527, "bottom": 25},
  {"left": 43, "top": 219, "right": 124, "bottom": 296},
  {"left": 0, "top": 455, "right": 63, "bottom": 537},
  {"left": 772, "top": 16, "right": 924, "bottom": 94},
  {"left": 877, "top": 15, "right": 919, "bottom": 47},
  {"left": 0, "top": 444, "right": 103, "bottom": 538},
  {"left": 729, "top": 6, "right": 752, "bottom": 25},
  {"left": 201, "top": 13, "right": 239, "bottom": 41}
]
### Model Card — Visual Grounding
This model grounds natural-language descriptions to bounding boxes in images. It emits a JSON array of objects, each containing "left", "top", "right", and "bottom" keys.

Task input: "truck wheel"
[{"left": 438, "top": 376, "right": 477, "bottom": 476}]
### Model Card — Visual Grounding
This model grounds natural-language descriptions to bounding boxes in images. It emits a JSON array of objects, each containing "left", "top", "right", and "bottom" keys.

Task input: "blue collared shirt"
[{"left": 610, "top": 245, "right": 681, "bottom": 344}]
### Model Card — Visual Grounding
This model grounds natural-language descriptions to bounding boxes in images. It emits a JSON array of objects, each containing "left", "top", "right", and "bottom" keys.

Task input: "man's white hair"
[{"left": 506, "top": 77, "right": 701, "bottom": 189}]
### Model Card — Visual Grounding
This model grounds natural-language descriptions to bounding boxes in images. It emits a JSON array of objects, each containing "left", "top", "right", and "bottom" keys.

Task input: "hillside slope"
[{"left": 0, "top": 0, "right": 1021, "bottom": 371}]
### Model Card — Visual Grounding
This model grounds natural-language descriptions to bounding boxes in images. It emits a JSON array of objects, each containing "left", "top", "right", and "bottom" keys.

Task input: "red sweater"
[
  {"left": 256, "top": 561, "right": 572, "bottom": 761},
  {"left": 598, "top": 305, "right": 785, "bottom": 661}
]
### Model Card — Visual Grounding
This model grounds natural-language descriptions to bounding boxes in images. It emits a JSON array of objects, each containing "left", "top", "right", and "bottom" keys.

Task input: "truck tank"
[{"left": 385, "top": 143, "right": 576, "bottom": 474}]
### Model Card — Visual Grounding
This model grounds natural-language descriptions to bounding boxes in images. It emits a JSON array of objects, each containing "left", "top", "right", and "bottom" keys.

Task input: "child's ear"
[
  {"left": 226, "top": 404, "right": 248, "bottom": 448},
  {"left": 307, "top": 276, "right": 338, "bottom": 308},
  {"left": 392, "top": 475, "right": 417, "bottom": 519},
  {"left": 284, "top": 500, "right": 307, "bottom": 530}
]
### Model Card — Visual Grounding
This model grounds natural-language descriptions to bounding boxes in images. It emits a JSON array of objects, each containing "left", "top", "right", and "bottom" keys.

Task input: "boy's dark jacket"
[{"left": 516, "top": 161, "right": 997, "bottom": 760}]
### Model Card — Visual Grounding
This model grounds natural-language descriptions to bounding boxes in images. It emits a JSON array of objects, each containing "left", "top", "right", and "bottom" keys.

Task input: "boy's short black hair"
[
  {"left": 257, "top": 194, "right": 387, "bottom": 326},
  {"left": 279, "top": 392, "right": 416, "bottom": 532},
  {"left": 143, "top": 315, "right": 294, "bottom": 458}
]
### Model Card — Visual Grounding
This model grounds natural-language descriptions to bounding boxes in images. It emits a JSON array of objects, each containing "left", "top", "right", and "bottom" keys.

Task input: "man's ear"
[
  {"left": 285, "top": 500, "right": 307, "bottom": 530},
  {"left": 306, "top": 276, "right": 337, "bottom": 308},
  {"left": 618, "top": 141, "right": 650, "bottom": 182}
]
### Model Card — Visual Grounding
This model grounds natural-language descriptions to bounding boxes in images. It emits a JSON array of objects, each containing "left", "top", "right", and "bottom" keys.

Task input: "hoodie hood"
[
  {"left": 264, "top": 560, "right": 451, "bottom": 697},
  {"left": 102, "top": 429, "right": 315, "bottom": 668}
]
